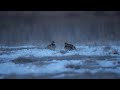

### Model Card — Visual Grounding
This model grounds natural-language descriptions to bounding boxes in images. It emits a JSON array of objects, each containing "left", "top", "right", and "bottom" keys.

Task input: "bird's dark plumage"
[
  {"left": 46, "top": 41, "right": 56, "bottom": 50},
  {"left": 64, "top": 42, "right": 76, "bottom": 51}
]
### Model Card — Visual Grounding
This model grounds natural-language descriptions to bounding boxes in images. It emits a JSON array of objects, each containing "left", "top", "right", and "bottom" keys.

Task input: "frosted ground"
[{"left": 0, "top": 45, "right": 120, "bottom": 79}]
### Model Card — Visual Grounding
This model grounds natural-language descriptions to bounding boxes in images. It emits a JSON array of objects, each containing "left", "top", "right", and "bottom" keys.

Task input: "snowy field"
[{"left": 0, "top": 45, "right": 120, "bottom": 79}]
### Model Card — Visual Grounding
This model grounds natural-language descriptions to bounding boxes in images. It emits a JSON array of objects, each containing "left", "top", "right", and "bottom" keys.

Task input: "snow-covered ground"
[
  {"left": 0, "top": 45, "right": 120, "bottom": 79},
  {"left": 0, "top": 59, "right": 120, "bottom": 74},
  {"left": 0, "top": 59, "right": 120, "bottom": 79},
  {"left": 0, "top": 45, "right": 120, "bottom": 60},
  {"left": 0, "top": 45, "right": 36, "bottom": 49}
]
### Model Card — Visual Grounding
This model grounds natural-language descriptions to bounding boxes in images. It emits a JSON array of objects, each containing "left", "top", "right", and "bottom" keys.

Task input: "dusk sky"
[{"left": 0, "top": 11, "right": 120, "bottom": 46}]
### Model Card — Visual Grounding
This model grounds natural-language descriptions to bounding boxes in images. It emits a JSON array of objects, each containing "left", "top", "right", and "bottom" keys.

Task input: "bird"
[
  {"left": 46, "top": 41, "right": 56, "bottom": 50},
  {"left": 64, "top": 42, "right": 76, "bottom": 51}
]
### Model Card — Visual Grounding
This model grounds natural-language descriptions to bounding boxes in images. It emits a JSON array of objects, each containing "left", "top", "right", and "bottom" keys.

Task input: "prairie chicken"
[
  {"left": 64, "top": 42, "right": 76, "bottom": 51},
  {"left": 46, "top": 41, "right": 56, "bottom": 50}
]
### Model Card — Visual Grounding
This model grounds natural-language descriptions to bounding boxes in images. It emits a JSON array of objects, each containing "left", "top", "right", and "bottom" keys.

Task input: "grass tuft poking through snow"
[{"left": 65, "top": 63, "right": 81, "bottom": 69}]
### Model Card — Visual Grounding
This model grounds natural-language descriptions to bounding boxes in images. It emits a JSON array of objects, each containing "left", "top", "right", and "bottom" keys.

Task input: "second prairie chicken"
[{"left": 64, "top": 42, "right": 76, "bottom": 51}]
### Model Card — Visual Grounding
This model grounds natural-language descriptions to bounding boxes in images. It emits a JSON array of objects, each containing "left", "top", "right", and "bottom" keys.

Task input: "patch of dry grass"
[
  {"left": 12, "top": 56, "right": 38, "bottom": 64},
  {"left": 65, "top": 63, "right": 81, "bottom": 69}
]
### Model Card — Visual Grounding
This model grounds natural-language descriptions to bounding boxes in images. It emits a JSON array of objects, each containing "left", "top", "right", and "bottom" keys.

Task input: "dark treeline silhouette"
[{"left": 0, "top": 11, "right": 120, "bottom": 47}]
